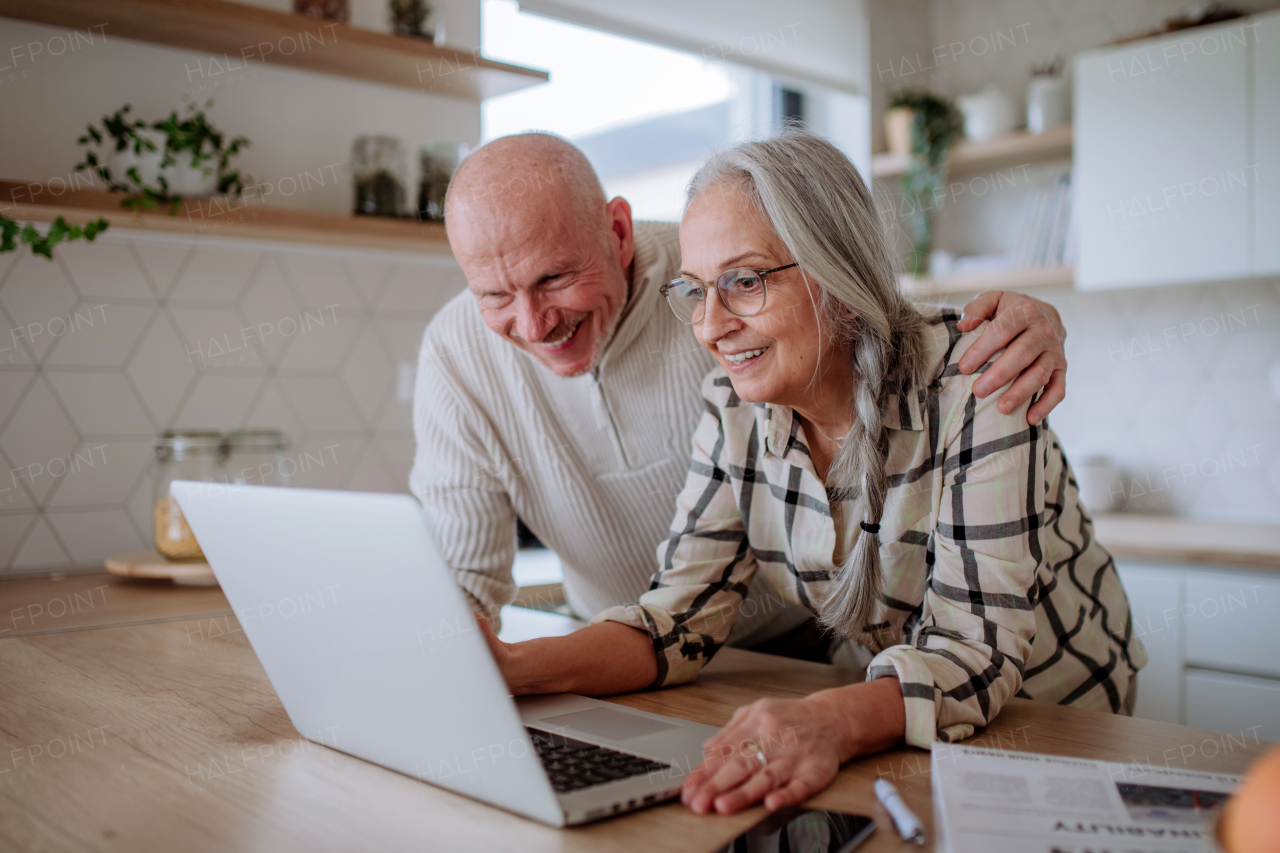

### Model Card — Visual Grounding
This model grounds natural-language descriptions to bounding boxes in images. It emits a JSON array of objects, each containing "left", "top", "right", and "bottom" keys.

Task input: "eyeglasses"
[{"left": 658, "top": 263, "right": 797, "bottom": 325}]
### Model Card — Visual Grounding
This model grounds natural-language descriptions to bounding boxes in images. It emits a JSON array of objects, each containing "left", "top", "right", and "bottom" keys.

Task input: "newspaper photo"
[{"left": 931, "top": 743, "right": 1240, "bottom": 853}]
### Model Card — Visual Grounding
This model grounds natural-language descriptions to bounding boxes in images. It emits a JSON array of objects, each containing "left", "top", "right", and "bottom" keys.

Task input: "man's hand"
[{"left": 956, "top": 291, "right": 1067, "bottom": 425}]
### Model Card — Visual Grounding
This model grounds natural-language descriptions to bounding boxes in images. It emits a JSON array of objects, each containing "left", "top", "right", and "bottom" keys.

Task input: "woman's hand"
[
  {"left": 956, "top": 291, "right": 1067, "bottom": 425},
  {"left": 681, "top": 678, "right": 906, "bottom": 816},
  {"left": 680, "top": 694, "right": 854, "bottom": 815}
]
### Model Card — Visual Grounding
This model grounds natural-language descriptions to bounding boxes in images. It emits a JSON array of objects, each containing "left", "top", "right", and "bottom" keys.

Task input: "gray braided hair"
[{"left": 686, "top": 129, "right": 934, "bottom": 640}]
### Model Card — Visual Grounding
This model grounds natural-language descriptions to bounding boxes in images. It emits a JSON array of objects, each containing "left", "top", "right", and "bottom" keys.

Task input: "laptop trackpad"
[{"left": 538, "top": 708, "right": 680, "bottom": 742}]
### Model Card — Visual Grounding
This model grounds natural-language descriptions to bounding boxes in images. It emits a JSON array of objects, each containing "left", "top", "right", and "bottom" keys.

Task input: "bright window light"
[{"left": 481, "top": 0, "right": 733, "bottom": 141}]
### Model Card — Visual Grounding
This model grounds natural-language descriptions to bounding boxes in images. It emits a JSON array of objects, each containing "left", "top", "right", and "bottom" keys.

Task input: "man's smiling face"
[{"left": 446, "top": 136, "right": 635, "bottom": 378}]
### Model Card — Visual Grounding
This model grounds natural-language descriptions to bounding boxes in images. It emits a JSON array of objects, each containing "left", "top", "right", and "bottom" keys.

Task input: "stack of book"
[{"left": 1012, "top": 170, "right": 1076, "bottom": 269}]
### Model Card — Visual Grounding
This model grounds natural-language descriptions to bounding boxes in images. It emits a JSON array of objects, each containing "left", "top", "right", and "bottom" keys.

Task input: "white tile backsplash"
[
  {"left": 47, "top": 509, "right": 148, "bottom": 564},
  {"left": 0, "top": 376, "right": 81, "bottom": 505},
  {"left": 58, "top": 241, "right": 155, "bottom": 300},
  {"left": 44, "top": 304, "right": 155, "bottom": 369},
  {"left": 125, "top": 313, "right": 199, "bottom": 426},
  {"left": 11, "top": 517, "right": 72, "bottom": 570},
  {"left": 0, "top": 232, "right": 465, "bottom": 573},
  {"left": 1043, "top": 275, "right": 1280, "bottom": 523},
  {"left": 132, "top": 243, "right": 192, "bottom": 296},
  {"left": 46, "top": 441, "right": 151, "bottom": 509},
  {"left": 46, "top": 372, "right": 155, "bottom": 436},
  {"left": 0, "top": 253, "right": 80, "bottom": 362}
]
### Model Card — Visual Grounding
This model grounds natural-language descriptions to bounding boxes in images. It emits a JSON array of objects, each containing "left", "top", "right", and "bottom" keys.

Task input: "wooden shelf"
[
  {"left": 0, "top": 180, "right": 452, "bottom": 255},
  {"left": 900, "top": 265, "right": 1074, "bottom": 296},
  {"left": 873, "top": 124, "right": 1073, "bottom": 180},
  {"left": 0, "top": 0, "right": 547, "bottom": 100}
]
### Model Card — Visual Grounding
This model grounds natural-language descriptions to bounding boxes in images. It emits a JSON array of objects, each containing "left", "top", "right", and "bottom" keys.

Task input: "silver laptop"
[{"left": 171, "top": 481, "right": 720, "bottom": 826}]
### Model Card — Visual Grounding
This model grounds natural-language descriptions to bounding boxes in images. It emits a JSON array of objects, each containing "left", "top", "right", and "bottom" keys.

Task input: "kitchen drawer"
[
  {"left": 1184, "top": 668, "right": 1280, "bottom": 743},
  {"left": 1183, "top": 570, "right": 1280, "bottom": 679}
]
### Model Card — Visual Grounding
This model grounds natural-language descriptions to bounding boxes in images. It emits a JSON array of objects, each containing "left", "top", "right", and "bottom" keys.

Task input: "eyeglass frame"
[{"left": 658, "top": 263, "right": 799, "bottom": 325}]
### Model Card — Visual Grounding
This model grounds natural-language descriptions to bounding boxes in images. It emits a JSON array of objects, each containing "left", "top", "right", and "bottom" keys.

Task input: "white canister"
[
  {"left": 1075, "top": 457, "right": 1125, "bottom": 514},
  {"left": 956, "top": 85, "right": 1016, "bottom": 143},
  {"left": 1027, "top": 76, "right": 1070, "bottom": 134}
]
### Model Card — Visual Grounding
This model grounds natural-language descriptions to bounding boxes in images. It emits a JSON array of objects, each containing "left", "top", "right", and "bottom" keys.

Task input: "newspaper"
[{"left": 931, "top": 743, "right": 1240, "bottom": 853}]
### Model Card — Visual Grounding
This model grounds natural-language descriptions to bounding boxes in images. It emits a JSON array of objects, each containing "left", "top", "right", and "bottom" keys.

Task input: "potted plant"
[
  {"left": 74, "top": 100, "right": 251, "bottom": 215},
  {"left": 886, "top": 89, "right": 963, "bottom": 276}
]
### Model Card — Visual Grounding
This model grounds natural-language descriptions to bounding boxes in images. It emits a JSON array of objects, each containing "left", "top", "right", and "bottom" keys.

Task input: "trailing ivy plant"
[
  {"left": 1, "top": 215, "right": 109, "bottom": 260},
  {"left": 74, "top": 100, "right": 251, "bottom": 216},
  {"left": 887, "top": 89, "right": 963, "bottom": 276}
]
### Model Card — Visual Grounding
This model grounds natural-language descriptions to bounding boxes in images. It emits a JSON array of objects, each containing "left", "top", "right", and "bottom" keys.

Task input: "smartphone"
[{"left": 713, "top": 807, "right": 876, "bottom": 853}]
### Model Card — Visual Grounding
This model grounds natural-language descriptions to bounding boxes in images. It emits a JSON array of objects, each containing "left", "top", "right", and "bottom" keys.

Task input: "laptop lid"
[{"left": 170, "top": 481, "right": 563, "bottom": 826}]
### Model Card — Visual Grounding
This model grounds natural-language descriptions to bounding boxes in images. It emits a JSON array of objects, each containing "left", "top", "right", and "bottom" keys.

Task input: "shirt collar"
[
  {"left": 596, "top": 223, "right": 668, "bottom": 371},
  {"left": 762, "top": 373, "right": 927, "bottom": 458}
]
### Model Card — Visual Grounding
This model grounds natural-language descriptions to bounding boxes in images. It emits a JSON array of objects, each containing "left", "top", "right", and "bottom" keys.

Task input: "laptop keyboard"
[{"left": 526, "top": 727, "right": 670, "bottom": 794}]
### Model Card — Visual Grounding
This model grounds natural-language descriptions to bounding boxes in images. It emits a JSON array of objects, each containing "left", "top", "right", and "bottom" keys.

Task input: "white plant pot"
[
  {"left": 1027, "top": 76, "right": 1070, "bottom": 134},
  {"left": 110, "top": 128, "right": 220, "bottom": 197},
  {"left": 957, "top": 85, "right": 1016, "bottom": 143}
]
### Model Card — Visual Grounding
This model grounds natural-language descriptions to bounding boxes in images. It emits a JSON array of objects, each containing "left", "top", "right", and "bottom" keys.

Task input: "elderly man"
[{"left": 410, "top": 133, "right": 1068, "bottom": 652}]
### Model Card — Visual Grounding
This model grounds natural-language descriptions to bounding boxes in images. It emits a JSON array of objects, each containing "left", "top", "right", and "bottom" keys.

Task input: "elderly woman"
[{"left": 477, "top": 131, "right": 1146, "bottom": 816}]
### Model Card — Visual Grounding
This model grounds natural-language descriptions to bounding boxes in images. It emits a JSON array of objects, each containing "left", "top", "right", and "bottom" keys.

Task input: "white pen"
[{"left": 874, "top": 777, "right": 926, "bottom": 845}]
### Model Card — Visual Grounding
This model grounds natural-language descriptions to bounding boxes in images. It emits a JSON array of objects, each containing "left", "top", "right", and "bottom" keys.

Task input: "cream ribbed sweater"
[{"left": 410, "top": 221, "right": 809, "bottom": 642}]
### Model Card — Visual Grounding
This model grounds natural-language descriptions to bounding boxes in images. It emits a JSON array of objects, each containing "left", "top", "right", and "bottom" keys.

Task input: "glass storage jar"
[
  {"left": 352, "top": 135, "right": 408, "bottom": 218},
  {"left": 225, "top": 429, "right": 290, "bottom": 486},
  {"left": 417, "top": 142, "right": 466, "bottom": 222},
  {"left": 153, "top": 430, "right": 228, "bottom": 561}
]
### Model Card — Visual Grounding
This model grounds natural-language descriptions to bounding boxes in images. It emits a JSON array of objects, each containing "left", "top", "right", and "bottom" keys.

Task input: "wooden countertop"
[
  {"left": 0, "top": 576, "right": 1271, "bottom": 851},
  {"left": 1094, "top": 513, "right": 1280, "bottom": 571}
]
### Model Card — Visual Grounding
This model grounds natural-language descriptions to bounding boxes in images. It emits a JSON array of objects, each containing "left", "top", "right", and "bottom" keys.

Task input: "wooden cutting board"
[{"left": 105, "top": 550, "right": 218, "bottom": 586}]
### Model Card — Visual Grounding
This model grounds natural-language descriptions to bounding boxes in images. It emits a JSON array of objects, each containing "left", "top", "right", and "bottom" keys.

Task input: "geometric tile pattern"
[
  {"left": 1044, "top": 276, "right": 1280, "bottom": 524},
  {"left": 0, "top": 233, "right": 465, "bottom": 573}
]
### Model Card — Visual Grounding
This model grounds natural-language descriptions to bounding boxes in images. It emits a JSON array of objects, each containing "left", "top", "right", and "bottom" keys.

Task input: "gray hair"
[{"left": 686, "top": 129, "right": 934, "bottom": 641}]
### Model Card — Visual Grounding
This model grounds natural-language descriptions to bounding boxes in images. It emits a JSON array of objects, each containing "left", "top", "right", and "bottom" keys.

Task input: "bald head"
[
  {"left": 446, "top": 133, "right": 608, "bottom": 238},
  {"left": 445, "top": 133, "right": 636, "bottom": 379}
]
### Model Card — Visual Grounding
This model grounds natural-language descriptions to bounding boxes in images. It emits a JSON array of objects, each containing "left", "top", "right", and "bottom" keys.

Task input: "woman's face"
[{"left": 679, "top": 183, "right": 848, "bottom": 408}]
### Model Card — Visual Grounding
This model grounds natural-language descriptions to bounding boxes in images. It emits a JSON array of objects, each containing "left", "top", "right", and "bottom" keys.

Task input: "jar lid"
[
  {"left": 154, "top": 430, "right": 224, "bottom": 454},
  {"left": 226, "top": 429, "right": 287, "bottom": 451}
]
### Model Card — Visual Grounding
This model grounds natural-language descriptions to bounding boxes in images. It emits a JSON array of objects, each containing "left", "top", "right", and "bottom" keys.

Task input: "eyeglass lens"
[{"left": 667, "top": 269, "right": 767, "bottom": 323}]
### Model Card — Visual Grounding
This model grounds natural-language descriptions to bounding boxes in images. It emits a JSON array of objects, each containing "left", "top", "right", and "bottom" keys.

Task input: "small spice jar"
[
  {"left": 352, "top": 135, "right": 408, "bottom": 218},
  {"left": 225, "top": 429, "right": 290, "bottom": 487},
  {"left": 153, "top": 431, "right": 228, "bottom": 561}
]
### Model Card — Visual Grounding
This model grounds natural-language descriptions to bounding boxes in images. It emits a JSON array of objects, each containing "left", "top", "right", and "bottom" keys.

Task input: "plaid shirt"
[{"left": 596, "top": 310, "right": 1147, "bottom": 748}]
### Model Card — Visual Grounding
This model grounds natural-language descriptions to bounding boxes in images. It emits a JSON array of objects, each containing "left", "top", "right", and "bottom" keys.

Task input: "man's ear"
[{"left": 606, "top": 196, "right": 635, "bottom": 271}]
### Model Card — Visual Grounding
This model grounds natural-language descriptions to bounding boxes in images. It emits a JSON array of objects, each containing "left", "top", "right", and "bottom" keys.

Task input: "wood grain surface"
[{"left": 0, "top": 603, "right": 1270, "bottom": 852}]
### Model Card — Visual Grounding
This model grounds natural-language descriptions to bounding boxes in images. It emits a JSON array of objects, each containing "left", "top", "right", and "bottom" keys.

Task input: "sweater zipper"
[{"left": 591, "top": 368, "right": 631, "bottom": 469}]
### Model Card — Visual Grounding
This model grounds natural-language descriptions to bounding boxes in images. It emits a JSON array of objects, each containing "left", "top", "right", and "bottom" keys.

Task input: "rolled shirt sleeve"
[
  {"left": 594, "top": 402, "right": 758, "bottom": 687},
  {"left": 867, "top": 383, "right": 1041, "bottom": 748}
]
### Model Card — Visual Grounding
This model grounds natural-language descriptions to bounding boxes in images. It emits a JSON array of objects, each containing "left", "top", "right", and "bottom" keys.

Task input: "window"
[{"left": 481, "top": 0, "right": 770, "bottom": 221}]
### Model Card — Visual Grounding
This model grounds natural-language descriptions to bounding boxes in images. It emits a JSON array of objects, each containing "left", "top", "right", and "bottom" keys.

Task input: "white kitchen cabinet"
[
  {"left": 1075, "top": 17, "right": 1257, "bottom": 289},
  {"left": 1185, "top": 669, "right": 1280, "bottom": 743},
  {"left": 1116, "top": 563, "right": 1185, "bottom": 724},
  {"left": 1254, "top": 12, "right": 1280, "bottom": 274},
  {"left": 1115, "top": 559, "right": 1280, "bottom": 736},
  {"left": 1183, "top": 571, "right": 1280, "bottom": 679}
]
